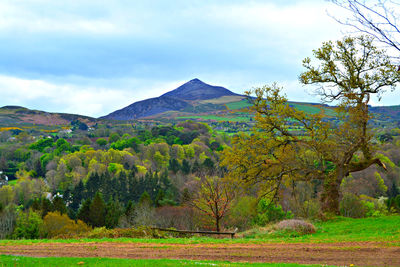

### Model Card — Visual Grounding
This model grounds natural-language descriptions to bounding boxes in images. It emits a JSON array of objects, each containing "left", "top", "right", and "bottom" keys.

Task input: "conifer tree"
[{"left": 89, "top": 192, "right": 106, "bottom": 227}]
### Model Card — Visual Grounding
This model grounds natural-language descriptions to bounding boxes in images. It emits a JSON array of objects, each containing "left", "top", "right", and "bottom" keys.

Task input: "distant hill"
[
  {"left": 102, "top": 79, "right": 241, "bottom": 120},
  {"left": 0, "top": 106, "right": 96, "bottom": 127}
]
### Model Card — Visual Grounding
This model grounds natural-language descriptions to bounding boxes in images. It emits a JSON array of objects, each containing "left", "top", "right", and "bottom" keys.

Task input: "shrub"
[
  {"left": 359, "top": 195, "right": 388, "bottom": 217},
  {"left": 339, "top": 193, "right": 367, "bottom": 218},
  {"left": 274, "top": 219, "right": 316, "bottom": 235},
  {"left": 253, "top": 199, "right": 293, "bottom": 226},
  {"left": 43, "top": 212, "right": 90, "bottom": 238},
  {"left": 12, "top": 209, "right": 44, "bottom": 239},
  {"left": 227, "top": 196, "right": 258, "bottom": 230}
]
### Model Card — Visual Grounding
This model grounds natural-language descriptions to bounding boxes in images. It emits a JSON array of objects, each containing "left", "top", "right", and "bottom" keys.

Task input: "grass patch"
[
  {"left": 6, "top": 180, "right": 17, "bottom": 186},
  {"left": 177, "top": 115, "right": 250, "bottom": 122},
  {"left": 200, "top": 96, "right": 246, "bottom": 105},
  {"left": 0, "top": 216, "right": 399, "bottom": 246},
  {"left": 226, "top": 100, "right": 253, "bottom": 110},
  {"left": 289, "top": 103, "right": 322, "bottom": 115},
  {"left": 0, "top": 255, "right": 323, "bottom": 266}
]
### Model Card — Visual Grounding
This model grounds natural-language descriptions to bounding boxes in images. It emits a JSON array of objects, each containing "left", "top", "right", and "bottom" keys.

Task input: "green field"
[
  {"left": 226, "top": 100, "right": 253, "bottom": 110},
  {"left": 0, "top": 256, "right": 325, "bottom": 267},
  {"left": 1, "top": 216, "right": 399, "bottom": 246},
  {"left": 177, "top": 115, "right": 250, "bottom": 122}
]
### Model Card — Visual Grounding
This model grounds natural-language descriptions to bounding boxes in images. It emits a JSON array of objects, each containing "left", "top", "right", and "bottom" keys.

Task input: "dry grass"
[{"left": 275, "top": 220, "right": 316, "bottom": 235}]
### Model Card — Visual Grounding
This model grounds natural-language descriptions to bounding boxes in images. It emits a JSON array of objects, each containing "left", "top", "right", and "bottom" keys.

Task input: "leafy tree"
[
  {"left": 29, "top": 138, "right": 54, "bottom": 152},
  {"left": 96, "top": 138, "right": 107, "bottom": 147},
  {"left": 222, "top": 36, "right": 400, "bottom": 214},
  {"left": 12, "top": 210, "right": 44, "bottom": 239},
  {"left": 108, "top": 132, "right": 120, "bottom": 143}
]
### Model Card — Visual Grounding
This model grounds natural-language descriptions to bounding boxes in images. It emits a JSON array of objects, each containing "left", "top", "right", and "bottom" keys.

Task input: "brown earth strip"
[{"left": 1, "top": 242, "right": 399, "bottom": 266}]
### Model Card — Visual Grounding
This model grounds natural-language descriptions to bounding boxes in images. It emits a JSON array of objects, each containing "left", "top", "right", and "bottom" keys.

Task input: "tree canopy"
[{"left": 222, "top": 36, "right": 400, "bottom": 213}]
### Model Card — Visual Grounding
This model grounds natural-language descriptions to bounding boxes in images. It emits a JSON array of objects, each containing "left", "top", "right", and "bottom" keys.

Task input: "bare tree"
[
  {"left": 191, "top": 176, "right": 234, "bottom": 232},
  {"left": 329, "top": 0, "right": 400, "bottom": 61}
]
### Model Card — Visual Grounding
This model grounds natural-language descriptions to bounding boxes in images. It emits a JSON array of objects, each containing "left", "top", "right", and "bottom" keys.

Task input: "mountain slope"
[
  {"left": 102, "top": 79, "right": 240, "bottom": 120},
  {"left": 103, "top": 96, "right": 190, "bottom": 120}
]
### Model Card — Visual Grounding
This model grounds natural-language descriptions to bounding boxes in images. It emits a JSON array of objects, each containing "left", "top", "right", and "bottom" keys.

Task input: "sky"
[{"left": 0, "top": 0, "right": 399, "bottom": 118}]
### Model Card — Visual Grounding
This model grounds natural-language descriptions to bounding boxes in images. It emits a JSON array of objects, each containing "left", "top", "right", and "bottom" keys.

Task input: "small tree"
[{"left": 191, "top": 176, "right": 234, "bottom": 232}]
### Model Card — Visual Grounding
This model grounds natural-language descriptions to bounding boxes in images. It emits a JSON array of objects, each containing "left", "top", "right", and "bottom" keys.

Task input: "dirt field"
[{"left": 1, "top": 241, "right": 400, "bottom": 266}]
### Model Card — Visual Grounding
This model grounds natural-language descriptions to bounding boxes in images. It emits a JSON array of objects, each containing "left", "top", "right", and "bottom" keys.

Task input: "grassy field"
[
  {"left": 177, "top": 115, "right": 250, "bottom": 122},
  {"left": 226, "top": 100, "right": 253, "bottom": 110},
  {"left": 0, "top": 255, "right": 326, "bottom": 267},
  {"left": 200, "top": 96, "right": 246, "bottom": 105},
  {"left": 1, "top": 216, "right": 399, "bottom": 246}
]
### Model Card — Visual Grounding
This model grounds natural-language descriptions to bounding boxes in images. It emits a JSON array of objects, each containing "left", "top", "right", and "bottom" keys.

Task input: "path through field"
[{"left": 1, "top": 241, "right": 399, "bottom": 266}]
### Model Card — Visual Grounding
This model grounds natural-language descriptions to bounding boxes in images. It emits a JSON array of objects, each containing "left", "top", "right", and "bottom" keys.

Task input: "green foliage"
[
  {"left": 339, "top": 193, "right": 367, "bottom": 218},
  {"left": 228, "top": 196, "right": 258, "bottom": 230},
  {"left": 77, "top": 198, "right": 92, "bottom": 225},
  {"left": 108, "top": 132, "right": 120, "bottom": 143},
  {"left": 12, "top": 209, "right": 44, "bottom": 239},
  {"left": 110, "top": 137, "right": 139, "bottom": 152},
  {"left": 89, "top": 192, "right": 106, "bottom": 227},
  {"left": 96, "top": 138, "right": 107, "bottom": 147},
  {"left": 139, "top": 191, "right": 152, "bottom": 206},
  {"left": 52, "top": 196, "right": 67, "bottom": 215},
  {"left": 29, "top": 138, "right": 54, "bottom": 152},
  {"left": 254, "top": 199, "right": 293, "bottom": 226}
]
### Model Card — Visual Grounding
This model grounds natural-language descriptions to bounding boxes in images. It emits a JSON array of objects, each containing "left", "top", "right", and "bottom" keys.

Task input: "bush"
[
  {"left": 253, "top": 199, "right": 293, "bottom": 226},
  {"left": 275, "top": 219, "right": 316, "bottom": 235},
  {"left": 339, "top": 193, "right": 367, "bottom": 218},
  {"left": 227, "top": 196, "right": 257, "bottom": 231},
  {"left": 359, "top": 195, "right": 388, "bottom": 217},
  {"left": 43, "top": 212, "right": 90, "bottom": 238},
  {"left": 12, "top": 209, "right": 44, "bottom": 239}
]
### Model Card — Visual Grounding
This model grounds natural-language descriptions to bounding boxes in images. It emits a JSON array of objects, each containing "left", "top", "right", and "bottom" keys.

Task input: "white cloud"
[{"left": 0, "top": 75, "right": 187, "bottom": 117}]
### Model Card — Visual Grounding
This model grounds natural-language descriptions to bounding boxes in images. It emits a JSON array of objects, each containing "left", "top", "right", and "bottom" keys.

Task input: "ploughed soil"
[{"left": 1, "top": 241, "right": 400, "bottom": 266}]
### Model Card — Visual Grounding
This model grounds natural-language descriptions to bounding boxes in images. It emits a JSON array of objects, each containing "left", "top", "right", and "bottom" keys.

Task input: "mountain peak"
[
  {"left": 188, "top": 78, "right": 203, "bottom": 83},
  {"left": 161, "top": 78, "right": 237, "bottom": 100}
]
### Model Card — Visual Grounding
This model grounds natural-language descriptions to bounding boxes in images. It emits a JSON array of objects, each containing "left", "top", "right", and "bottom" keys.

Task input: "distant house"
[{"left": 0, "top": 171, "right": 8, "bottom": 187}]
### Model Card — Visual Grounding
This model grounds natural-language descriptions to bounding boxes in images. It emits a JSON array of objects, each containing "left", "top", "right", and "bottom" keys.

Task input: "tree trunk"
[
  {"left": 216, "top": 217, "right": 220, "bottom": 232},
  {"left": 321, "top": 169, "right": 345, "bottom": 214}
]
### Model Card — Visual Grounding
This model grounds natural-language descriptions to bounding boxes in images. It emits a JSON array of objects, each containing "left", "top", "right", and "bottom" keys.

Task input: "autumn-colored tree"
[
  {"left": 222, "top": 36, "right": 400, "bottom": 214},
  {"left": 191, "top": 176, "right": 234, "bottom": 232}
]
